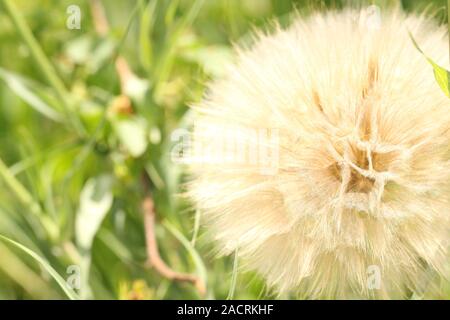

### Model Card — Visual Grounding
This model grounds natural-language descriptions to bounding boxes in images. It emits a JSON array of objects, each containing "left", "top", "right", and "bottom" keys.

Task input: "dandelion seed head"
[{"left": 188, "top": 9, "right": 450, "bottom": 298}]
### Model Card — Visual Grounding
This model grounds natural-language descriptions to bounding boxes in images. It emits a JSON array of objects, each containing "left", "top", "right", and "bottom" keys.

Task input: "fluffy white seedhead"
[{"left": 188, "top": 9, "right": 450, "bottom": 298}]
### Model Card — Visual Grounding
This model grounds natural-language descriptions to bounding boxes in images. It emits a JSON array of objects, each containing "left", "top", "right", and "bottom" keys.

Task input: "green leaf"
[
  {"left": 64, "top": 35, "right": 116, "bottom": 73},
  {"left": 123, "top": 76, "right": 149, "bottom": 103},
  {"left": 0, "top": 68, "right": 63, "bottom": 121},
  {"left": 409, "top": 32, "right": 450, "bottom": 98},
  {"left": 0, "top": 157, "right": 59, "bottom": 240},
  {"left": 89, "top": 38, "right": 116, "bottom": 73},
  {"left": 0, "top": 234, "right": 80, "bottom": 300},
  {"left": 75, "top": 175, "right": 113, "bottom": 299},
  {"left": 97, "top": 229, "right": 133, "bottom": 263},
  {"left": 182, "top": 45, "right": 234, "bottom": 77},
  {"left": 139, "top": 0, "right": 158, "bottom": 70},
  {"left": 191, "top": 209, "right": 201, "bottom": 246},
  {"left": 76, "top": 175, "right": 113, "bottom": 250},
  {"left": 112, "top": 116, "right": 149, "bottom": 158},
  {"left": 2, "top": 0, "right": 85, "bottom": 136},
  {"left": 64, "top": 35, "right": 93, "bottom": 65},
  {"left": 429, "top": 60, "right": 450, "bottom": 97}
]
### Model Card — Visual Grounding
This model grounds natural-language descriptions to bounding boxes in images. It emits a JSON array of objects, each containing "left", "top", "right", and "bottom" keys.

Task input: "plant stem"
[
  {"left": 2, "top": 0, "right": 85, "bottom": 136},
  {"left": 226, "top": 248, "right": 239, "bottom": 300}
]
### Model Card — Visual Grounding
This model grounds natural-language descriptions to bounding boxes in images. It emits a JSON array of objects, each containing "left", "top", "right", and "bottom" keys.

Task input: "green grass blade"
[
  {"left": 2, "top": 0, "right": 85, "bottom": 135},
  {"left": 0, "top": 157, "right": 59, "bottom": 239},
  {"left": 0, "top": 234, "right": 80, "bottom": 300},
  {"left": 0, "top": 68, "right": 63, "bottom": 122},
  {"left": 409, "top": 31, "right": 450, "bottom": 97},
  {"left": 191, "top": 209, "right": 201, "bottom": 247},
  {"left": 163, "top": 220, "right": 208, "bottom": 297},
  {"left": 0, "top": 241, "right": 59, "bottom": 298},
  {"left": 154, "top": 0, "right": 206, "bottom": 89},
  {"left": 227, "top": 248, "right": 239, "bottom": 300},
  {"left": 139, "top": 0, "right": 158, "bottom": 71}
]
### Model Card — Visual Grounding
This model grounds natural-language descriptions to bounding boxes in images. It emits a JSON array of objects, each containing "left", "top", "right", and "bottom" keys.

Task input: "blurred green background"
[{"left": 0, "top": 0, "right": 448, "bottom": 300}]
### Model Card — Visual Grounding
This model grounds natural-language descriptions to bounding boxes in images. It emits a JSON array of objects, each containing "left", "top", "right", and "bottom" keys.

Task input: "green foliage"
[
  {"left": 0, "top": 234, "right": 80, "bottom": 300},
  {"left": 0, "top": 0, "right": 448, "bottom": 300},
  {"left": 410, "top": 32, "right": 450, "bottom": 98}
]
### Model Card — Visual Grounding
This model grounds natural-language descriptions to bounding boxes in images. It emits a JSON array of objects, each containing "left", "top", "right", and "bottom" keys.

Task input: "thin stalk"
[
  {"left": 0, "top": 157, "right": 59, "bottom": 240},
  {"left": 227, "top": 249, "right": 239, "bottom": 300},
  {"left": 191, "top": 209, "right": 201, "bottom": 246},
  {"left": 2, "top": 0, "right": 85, "bottom": 136}
]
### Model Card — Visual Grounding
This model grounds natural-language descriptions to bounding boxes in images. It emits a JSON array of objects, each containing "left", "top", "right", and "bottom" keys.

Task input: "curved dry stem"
[{"left": 142, "top": 196, "right": 206, "bottom": 297}]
